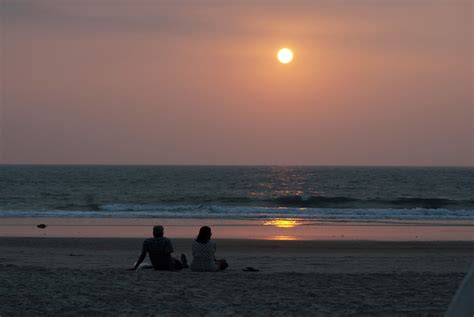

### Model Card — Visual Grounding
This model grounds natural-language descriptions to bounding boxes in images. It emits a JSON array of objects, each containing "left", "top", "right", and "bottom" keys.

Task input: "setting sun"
[{"left": 277, "top": 48, "right": 293, "bottom": 64}]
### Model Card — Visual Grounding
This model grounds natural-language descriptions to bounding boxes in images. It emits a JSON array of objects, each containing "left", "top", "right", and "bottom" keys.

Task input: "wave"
[
  {"left": 268, "top": 195, "right": 474, "bottom": 209},
  {"left": 58, "top": 195, "right": 471, "bottom": 209},
  {"left": 1, "top": 204, "right": 473, "bottom": 221},
  {"left": 6, "top": 196, "right": 474, "bottom": 216},
  {"left": 74, "top": 196, "right": 474, "bottom": 210}
]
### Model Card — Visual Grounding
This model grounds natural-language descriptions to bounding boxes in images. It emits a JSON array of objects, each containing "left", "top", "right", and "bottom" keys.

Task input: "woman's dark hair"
[{"left": 196, "top": 226, "right": 212, "bottom": 243}]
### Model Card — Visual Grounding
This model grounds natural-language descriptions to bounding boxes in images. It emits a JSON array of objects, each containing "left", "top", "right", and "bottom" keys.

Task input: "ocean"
[{"left": 1, "top": 165, "right": 473, "bottom": 222}]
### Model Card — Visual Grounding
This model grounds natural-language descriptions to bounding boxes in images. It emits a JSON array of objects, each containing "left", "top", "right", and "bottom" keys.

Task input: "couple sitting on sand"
[{"left": 131, "top": 225, "right": 228, "bottom": 272}]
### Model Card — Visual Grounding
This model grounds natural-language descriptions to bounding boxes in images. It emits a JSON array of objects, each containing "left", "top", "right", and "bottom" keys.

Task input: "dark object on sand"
[
  {"left": 243, "top": 267, "right": 259, "bottom": 272},
  {"left": 220, "top": 259, "right": 229, "bottom": 270},
  {"left": 180, "top": 254, "right": 189, "bottom": 268},
  {"left": 37, "top": 224, "right": 47, "bottom": 229},
  {"left": 445, "top": 264, "right": 474, "bottom": 317}
]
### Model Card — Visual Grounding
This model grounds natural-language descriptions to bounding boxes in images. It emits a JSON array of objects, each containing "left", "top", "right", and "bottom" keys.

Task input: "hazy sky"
[{"left": 1, "top": 0, "right": 472, "bottom": 165}]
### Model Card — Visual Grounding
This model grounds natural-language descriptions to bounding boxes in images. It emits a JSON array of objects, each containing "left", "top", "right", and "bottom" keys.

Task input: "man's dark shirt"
[{"left": 141, "top": 237, "right": 174, "bottom": 270}]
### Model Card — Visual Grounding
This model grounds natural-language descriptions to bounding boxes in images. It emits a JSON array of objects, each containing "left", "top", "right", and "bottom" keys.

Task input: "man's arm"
[
  {"left": 131, "top": 242, "right": 147, "bottom": 270},
  {"left": 161, "top": 238, "right": 173, "bottom": 257}
]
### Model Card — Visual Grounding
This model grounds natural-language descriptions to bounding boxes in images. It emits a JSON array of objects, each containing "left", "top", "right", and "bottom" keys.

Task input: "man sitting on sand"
[{"left": 131, "top": 225, "right": 188, "bottom": 271}]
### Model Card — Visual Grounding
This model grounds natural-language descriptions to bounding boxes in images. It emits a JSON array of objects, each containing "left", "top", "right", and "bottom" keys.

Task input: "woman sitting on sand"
[{"left": 190, "top": 226, "right": 228, "bottom": 272}]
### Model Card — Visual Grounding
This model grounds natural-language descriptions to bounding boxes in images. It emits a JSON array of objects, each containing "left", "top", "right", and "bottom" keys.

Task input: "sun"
[{"left": 277, "top": 48, "right": 293, "bottom": 64}]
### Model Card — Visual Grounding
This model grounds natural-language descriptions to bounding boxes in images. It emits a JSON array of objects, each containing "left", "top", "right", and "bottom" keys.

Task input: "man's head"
[{"left": 153, "top": 225, "right": 164, "bottom": 237}]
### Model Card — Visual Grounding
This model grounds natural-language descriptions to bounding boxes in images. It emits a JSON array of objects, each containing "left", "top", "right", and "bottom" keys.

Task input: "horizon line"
[{"left": 0, "top": 163, "right": 472, "bottom": 168}]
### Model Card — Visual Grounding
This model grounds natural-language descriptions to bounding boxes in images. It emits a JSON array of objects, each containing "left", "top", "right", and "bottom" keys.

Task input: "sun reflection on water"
[
  {"left": 268, "top": 235, "right": 298, "bottom": 241},
  {"left": 263, "top": 219, "right": 302, "bottom": 228}
]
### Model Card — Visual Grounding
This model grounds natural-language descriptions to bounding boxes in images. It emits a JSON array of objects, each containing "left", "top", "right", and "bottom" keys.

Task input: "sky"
[{"left": 0, "top": 0, "right": 472, "bottom": 166}]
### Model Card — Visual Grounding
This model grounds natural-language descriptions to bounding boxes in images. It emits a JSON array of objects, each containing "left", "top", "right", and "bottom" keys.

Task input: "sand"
[
  {"left": 0, "top": 238, "right": 473, "bottom": 316},
  {"left": 2, "top": 217, "right": 474, "bottom": 241}
]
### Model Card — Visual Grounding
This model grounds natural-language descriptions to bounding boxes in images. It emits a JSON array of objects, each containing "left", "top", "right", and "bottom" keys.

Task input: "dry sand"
[{"left": 0, "top": 238, "right": 473, "bottom": 316}]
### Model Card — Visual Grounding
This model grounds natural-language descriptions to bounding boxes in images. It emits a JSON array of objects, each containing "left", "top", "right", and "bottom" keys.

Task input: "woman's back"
[{"left": 190, "top": 240, "right": 218, "bottom": 272}]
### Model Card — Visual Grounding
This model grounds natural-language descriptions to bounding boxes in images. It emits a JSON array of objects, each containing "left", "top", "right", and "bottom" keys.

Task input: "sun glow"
[{"left": 277, "top": 48, "right": 293, "bottom": 64}]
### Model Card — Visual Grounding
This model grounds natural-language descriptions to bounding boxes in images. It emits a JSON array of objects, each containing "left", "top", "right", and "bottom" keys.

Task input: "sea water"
[{"left": 0, "top": 165, "right": 473, "bottom": 222}]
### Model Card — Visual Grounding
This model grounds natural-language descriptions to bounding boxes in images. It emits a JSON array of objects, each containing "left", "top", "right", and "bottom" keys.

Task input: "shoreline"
[{"left": 1, "top": 217, "right": 473, "bottom": 241}]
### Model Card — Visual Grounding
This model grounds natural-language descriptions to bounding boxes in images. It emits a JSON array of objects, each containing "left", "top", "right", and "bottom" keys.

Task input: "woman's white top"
[{"left": 190, "top": 240, "right": 218, "bottom": 272}]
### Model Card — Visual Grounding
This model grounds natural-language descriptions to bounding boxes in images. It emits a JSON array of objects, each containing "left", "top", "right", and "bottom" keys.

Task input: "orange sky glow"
[{"left": 1, "top": 0, "right": 472, "bottom": 165}]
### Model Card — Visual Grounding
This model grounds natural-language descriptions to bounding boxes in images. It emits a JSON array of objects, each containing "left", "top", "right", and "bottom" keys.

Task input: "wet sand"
[
  {"left": 1, "top": 217, "right": 473, "bottom": 241},
  {"left": 0, "top": 237, "right": 472, "bottom": 316}
]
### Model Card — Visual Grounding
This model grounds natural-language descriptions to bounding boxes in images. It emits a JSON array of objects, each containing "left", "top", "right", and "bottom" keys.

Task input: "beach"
[
  {"left": 2, "top": 217, "right": 473, "bottom": 241},
  {"left": 1, "top": 237, "right": 472, "bottom": 316},
  {"left": 1, "top": 166, "right": 473, "bottom": 315},
  {"left": 2, "top": 0, "right": 473, "bottom": 313}
]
